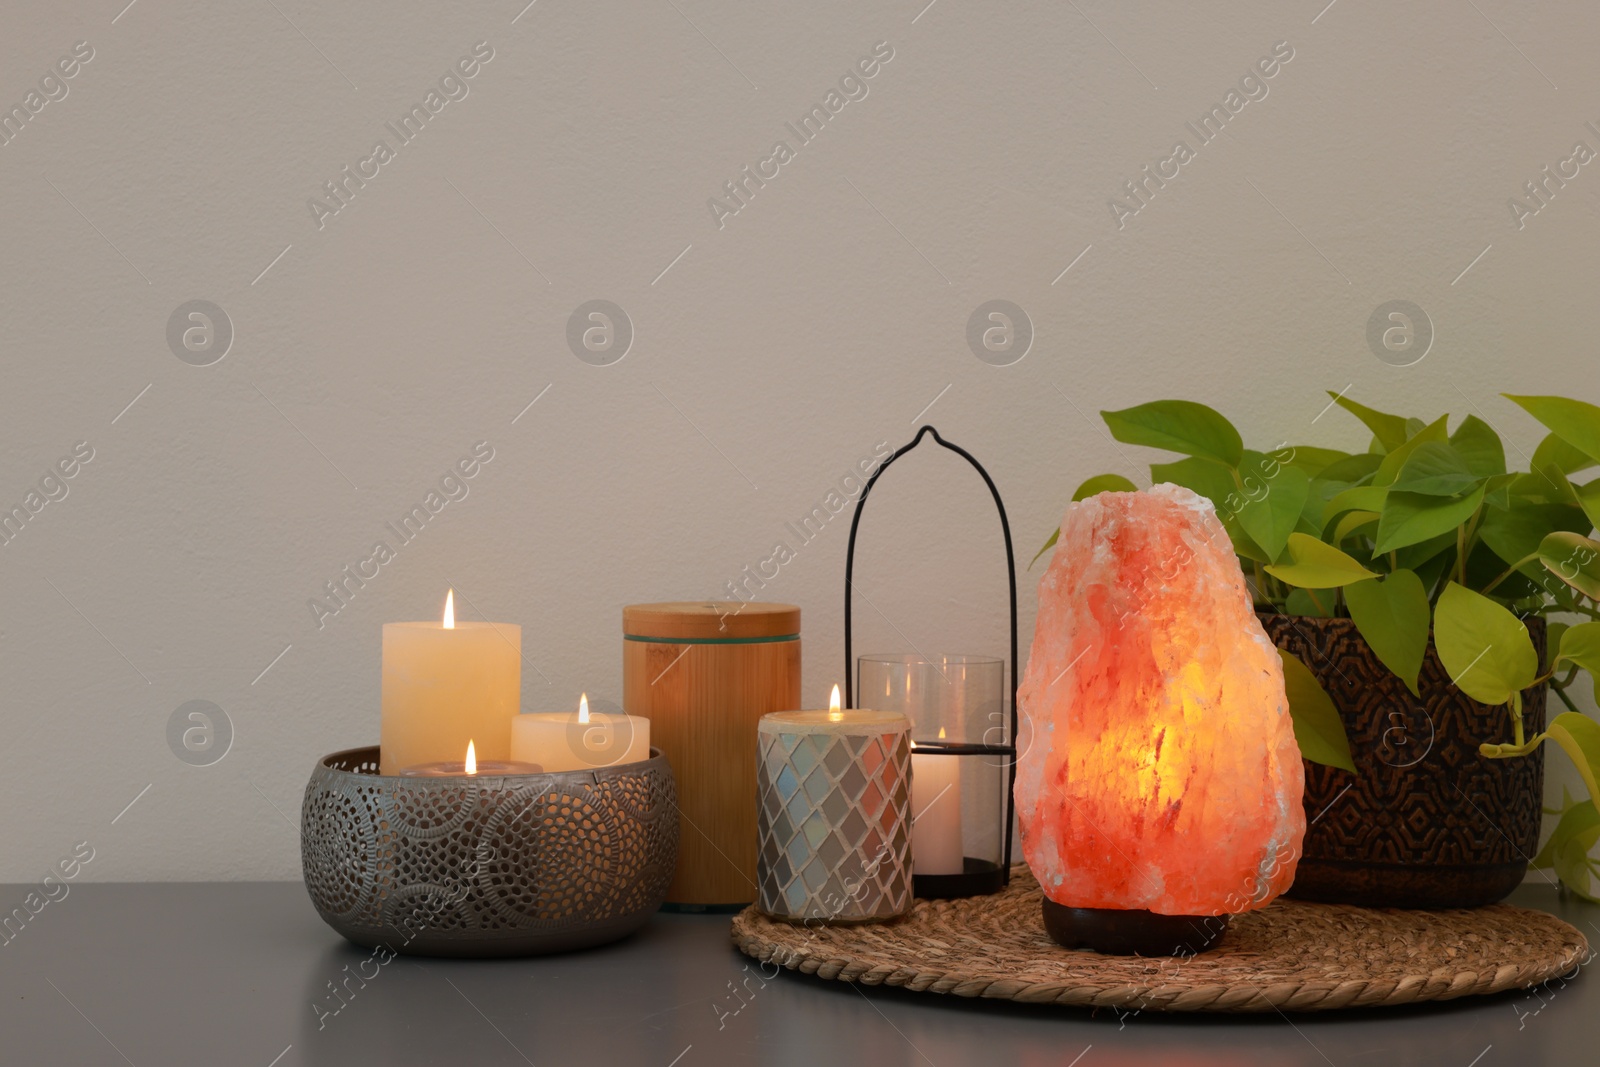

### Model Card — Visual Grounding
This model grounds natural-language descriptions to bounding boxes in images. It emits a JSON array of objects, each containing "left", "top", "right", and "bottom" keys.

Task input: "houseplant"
[{"left": 1035, "top": 392, "right": 1600, "bottom": 905}]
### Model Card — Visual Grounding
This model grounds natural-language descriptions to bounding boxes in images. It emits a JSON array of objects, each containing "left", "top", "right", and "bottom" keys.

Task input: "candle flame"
[
  {"left": 938, "top": 726, "right": 947, "bottom": 739},
  {"left": 464, "top": 739, "right": 476, "bottom": 774},
  {"left": 578, "top": 692, "right": 590, "bottom": 724},
  {"left": 443, "top": 588, "right": 455, "bottom": 629},
  {"left": 829, "top": 684, "right": 842, "bottom": 723}
]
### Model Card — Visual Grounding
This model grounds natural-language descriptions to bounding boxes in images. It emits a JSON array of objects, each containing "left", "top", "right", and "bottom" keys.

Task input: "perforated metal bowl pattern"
[{"left": 301, "top": 746, "right": 677, "bottom": 957}]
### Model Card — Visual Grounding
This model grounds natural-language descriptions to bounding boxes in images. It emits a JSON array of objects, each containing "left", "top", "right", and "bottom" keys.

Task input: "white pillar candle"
[
  {"left": 911, "top": 735, "right": 964, "bottom": 876},
  {"left": 381, "top": 590, "right": 521, "bottom": 776},
  {"left": 511, "top": 694, "right": 651, "bottom": 772}
]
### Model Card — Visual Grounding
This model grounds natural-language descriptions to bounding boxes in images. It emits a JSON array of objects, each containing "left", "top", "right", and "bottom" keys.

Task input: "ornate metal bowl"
[{"left": 300, "top": 746, "right": 678, "bottom": 957}]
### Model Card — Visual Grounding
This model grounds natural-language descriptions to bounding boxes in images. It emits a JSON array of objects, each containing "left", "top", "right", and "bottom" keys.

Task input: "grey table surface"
[{"left": 0, "top": 881, "right": 1593, "bottom": 1067}]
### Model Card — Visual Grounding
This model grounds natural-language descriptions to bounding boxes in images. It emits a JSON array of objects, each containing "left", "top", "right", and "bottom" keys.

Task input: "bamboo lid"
[{"left": 623, "top": 602, "right": 800, "bottom": 642}]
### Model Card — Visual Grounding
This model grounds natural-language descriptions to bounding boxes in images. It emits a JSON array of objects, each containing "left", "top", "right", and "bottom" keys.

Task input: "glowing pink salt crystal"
[{"left": 1015, "top": 483, "right": 1304, "bottom": 915}]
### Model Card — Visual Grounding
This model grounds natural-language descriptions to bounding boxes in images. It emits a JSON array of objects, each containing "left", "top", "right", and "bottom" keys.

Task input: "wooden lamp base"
[{"left": 1041, "top": 898, "right": 1231, "bottom": 956}]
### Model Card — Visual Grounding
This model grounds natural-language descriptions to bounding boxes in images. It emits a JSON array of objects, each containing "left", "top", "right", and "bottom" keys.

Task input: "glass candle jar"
[{"left": 858, "top": 653, "right": 1010, "bottom": 898}]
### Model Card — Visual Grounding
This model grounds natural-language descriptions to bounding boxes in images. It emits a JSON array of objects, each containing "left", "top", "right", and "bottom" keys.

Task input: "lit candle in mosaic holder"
[{"left": 756, "top": 685, "right": 912, "bottom": 924}]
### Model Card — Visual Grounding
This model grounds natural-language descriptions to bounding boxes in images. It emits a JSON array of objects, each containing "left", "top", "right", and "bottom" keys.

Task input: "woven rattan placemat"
[{"left": 731, "top": 866, "right": 1589, "bottom": 1012}]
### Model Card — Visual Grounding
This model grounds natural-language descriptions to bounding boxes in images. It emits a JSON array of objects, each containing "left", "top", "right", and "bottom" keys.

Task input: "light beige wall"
[{"left": 0, "top": 0, "right": 1595, "bottom": 878}]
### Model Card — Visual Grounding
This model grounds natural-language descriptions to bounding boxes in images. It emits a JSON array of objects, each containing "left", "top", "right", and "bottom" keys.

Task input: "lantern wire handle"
[{"left": 842, "top": 424, "right": 1019, "bottom": 881}]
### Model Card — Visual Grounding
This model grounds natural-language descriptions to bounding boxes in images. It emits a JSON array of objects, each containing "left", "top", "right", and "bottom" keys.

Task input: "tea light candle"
[
  {"left": 381, "top": 590, "right": 522, "bottom": 775},
  {"left": 511, "top": 693, "right": 651, "bottom": 772},
  {"left": 755, "top": 686, "right": 912, "bottom": 923},
  {"left": 398, "top": 740, "right": 544, "bottom": 777},
  {"left": 910, "top": 731, "right": 964, "bottom": 876}
]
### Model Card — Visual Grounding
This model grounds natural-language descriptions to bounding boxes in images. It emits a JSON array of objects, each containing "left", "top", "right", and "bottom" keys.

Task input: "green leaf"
[
  {"left": 1298, "top": 481, "right": 1329, "bottom": 532},
  {"left": 1545, "top": 711, "right": 1600, "bottom": 807},
  {"left": 1478, "top": 502, "right": 1591, "bottom": 568},
  {"left": 1506, "top": 394, "right": 1600, "bottom": 467},
  {"left": 1265, "top": 532, "right": 1380, "bottom": 588},
  {"left": 1532, "top": 793, "right": 1600, "bottom": 899},
  {"left": 1072, "top": 473, "right": 1139, "bottom": 501},
  {"left": 1512, "top": 468, "right": 1580, "bottom": 507},
  {"left": 1102, "top": 401, "right": 1244, "bottom": 467},
  {"left": 1546, "top": 621, "right": 1571, "bottom": 672},
  {"left": 1286, "top": 587, "right": 1337, "bottom": 617},
  {"left": 1235, "top": 455, "right": 1310, "bottom": 562},
  {"left": 1537, "top": 580, "right": 1590, "bottom": 618},
  {"left": 1311, "top": 453, "right": 1383, "bottom": 500},
  {"left": 1276, "top": 648, "right": 1356, "bottom": 772},
  {"left": 1282, "top": 446, "right": 1349, "bottom": 478},
  {"left": 1557, "top": 621, "right": 1600, "bottom": 668},
  {"left": 1467, "top": 539, "right": 1540, "bottom": 600},
  {"left": 1552, "top": 824, "right": 1600, "bottom": 902},
  {"left": 1395, "top": 530, "right": 1459, "bottom": 575},
  {"left": 1538, "top": 531, "right": 1600, "bottom": 600},
  {"left": 1330, "top": 510, "right": 1380, "bottom": 543},
  {"left": 1145, "top": 457, "right": 1268, "bottom": 561},
  {"left": 1482, "top": 472, "right": 1519, "bottom": 512},
  {"left": 1373, "top": 415, "right": 1450, "bottom": 488},
  {"left": 1534, "top": 797, "right": 1599, "bottom": 868},
  {"left": 1411, "top": 545, "right": 1455, "bottom": 596},
  {"left": 1322, "top": 484, "right": 1389, "bottom": 525},
  {"left": 1449, "top": 415, "right": 1507, "bottom": 477},
  {"left": 1150, "top": 456, "right": 1232, "bottom": 504},
  {"left": 1329, "top": 392, "right": 1410, "bottom": 453},
  {"left": 1556, "top": 621, "right": 1600, "bottom": 706},
  {"left": 1532, "top": 430, "right": 1599, "bottom": 481},
  {"left": 1434, "top": 582, "right": 1539, "bottom": 705},
  {"left": 1150, "top": 456, "right": 1233, "bottom": 506},
  {"left": 1227, "top": 526, "right": 1271, "bottom": 564},
  {"left": 1345, "top": 570, "right": 1430, "bottom": 696},
  {"left": 1575, "top": 478, "right": 1600, "bottom": 533},
  {"left": 1028, "top": 528, "right": 1058, "bottom": 570},
  {"left": 1374, "top": 485, "right": 1485, "bottom": 555},
  {"left": 1389, "top": 441, "right": 1482, "bottom": 496}
]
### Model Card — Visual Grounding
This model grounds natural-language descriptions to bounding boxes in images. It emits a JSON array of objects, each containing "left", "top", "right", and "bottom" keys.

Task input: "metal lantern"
[{"left": 843, "top": 425, "right": 1019, "bottom": 899}]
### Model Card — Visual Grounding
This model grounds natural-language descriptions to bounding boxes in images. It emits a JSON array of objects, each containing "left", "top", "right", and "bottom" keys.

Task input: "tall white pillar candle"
[{"left": 910, "top": 742, "right": 964, "bottom": 875}]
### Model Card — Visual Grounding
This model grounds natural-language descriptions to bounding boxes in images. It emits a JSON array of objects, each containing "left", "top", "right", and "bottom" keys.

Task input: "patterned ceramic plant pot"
[{"left": 1260, "top": 613, "right": 1546, "bottom": 909}]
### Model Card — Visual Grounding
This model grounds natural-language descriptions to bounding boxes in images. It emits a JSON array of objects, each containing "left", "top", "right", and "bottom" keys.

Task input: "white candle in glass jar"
[{"left": 910, "top": 731, "right": 964, "bottom": 875}]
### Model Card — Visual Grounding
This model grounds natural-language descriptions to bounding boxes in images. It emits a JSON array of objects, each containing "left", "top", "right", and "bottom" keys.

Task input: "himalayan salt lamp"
[{"left": 1016, "top": 483, "right": 1304, "bottom": 955}]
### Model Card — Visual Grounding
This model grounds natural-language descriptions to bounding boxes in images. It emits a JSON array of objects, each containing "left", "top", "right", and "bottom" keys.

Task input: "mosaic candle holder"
[{"left": 755, "top": 710, "right": 913, "bottom": 923}]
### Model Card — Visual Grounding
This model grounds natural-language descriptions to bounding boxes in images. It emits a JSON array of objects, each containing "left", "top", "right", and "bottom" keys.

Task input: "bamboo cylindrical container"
[{"left": 623, "top": 602, "right": 800, "bottom": 909}]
